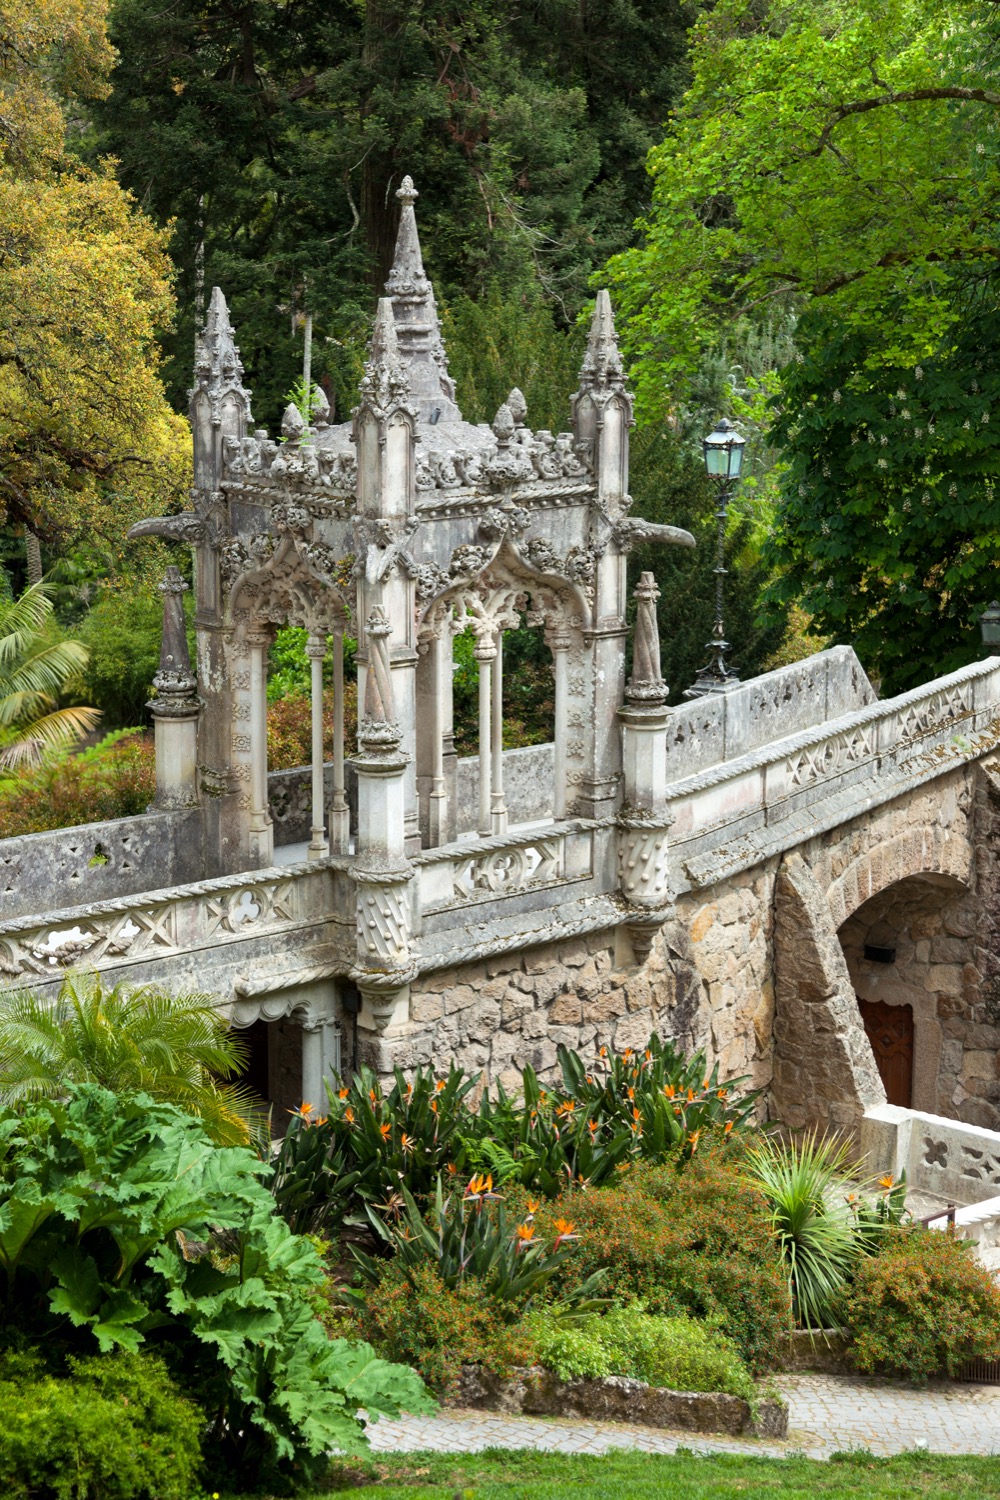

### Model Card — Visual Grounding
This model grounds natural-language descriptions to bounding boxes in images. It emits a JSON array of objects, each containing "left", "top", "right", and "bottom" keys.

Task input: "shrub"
[
  {"left": 523, "top": 1152, "right": 790, "bottom": 1373},
  {"left": 0, "top": 730, "right": 155, "bottom": 837},
  {"left": 80, "top": 591, "right": 168, "bottom": 728},
  {"left": 842, "top": 1227, "right": 1000, "bottom": 1381},
  {"left": 0, "top": 1085, "right": 433, "bottom": 1488},
  {"left": 529, "top": 1305, "right": 756, "bottom": 1400},
  {"left": 0, "top": 1348, "right": 202, "bottom": 1500},
  {"left": 267, "top": 683, "right": 358, "bottom": 771},
  {"left": 348, "top": 1260, "right": 538, "bottom": 1395}
]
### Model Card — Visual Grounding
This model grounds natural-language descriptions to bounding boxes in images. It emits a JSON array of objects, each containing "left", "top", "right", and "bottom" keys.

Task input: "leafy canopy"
[
  {"left": 608, "top": 0, "right": 1000, "bottom": 414},
  {"left": 0, "top": 0, "right": 188, "bottom": 555}
]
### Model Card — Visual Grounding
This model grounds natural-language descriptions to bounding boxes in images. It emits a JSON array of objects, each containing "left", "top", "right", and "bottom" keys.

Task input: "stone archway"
[{"left": 838, "top": 873, "right": 978, "bottom": 1120}]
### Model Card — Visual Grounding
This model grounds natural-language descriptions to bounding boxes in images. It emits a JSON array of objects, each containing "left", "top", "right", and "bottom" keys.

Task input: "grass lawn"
[{"left": 234, "top": 1448, "right": 1000, "bottom": 1499}]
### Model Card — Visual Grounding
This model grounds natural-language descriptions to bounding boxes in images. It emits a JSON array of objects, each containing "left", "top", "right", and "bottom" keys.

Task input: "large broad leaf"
[{"left": 0, "top": 1184, "right": 57, "bottom": 1273}]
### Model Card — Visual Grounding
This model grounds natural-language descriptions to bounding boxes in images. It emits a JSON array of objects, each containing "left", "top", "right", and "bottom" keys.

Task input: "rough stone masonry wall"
[{"left": 364, "top": 759, "right": 996, "bottom": 1123}]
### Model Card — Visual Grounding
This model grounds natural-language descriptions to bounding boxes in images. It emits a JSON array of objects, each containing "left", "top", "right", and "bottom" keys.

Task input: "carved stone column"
[
  {"left": 247, "top": 626, "right": 274, "bottom": 866},
  {"left": 301, "top": 1007, "right": 341, "bottom": 1105},
  {"left": 328, "top": 626, "right": 350, "bottom": 853},
  {"left": 350, "top": 604, "right": 415, "bottom": 1033},
  {"left": 548, "top": 627, "right": 572, "bottom": 819},
  {"left": 474, "top": 632, "right": 496, "bottom": 836},
  {"left": 306, "top": 633, "right": 329, "bottom": 859},
  {"left": 618, "top": 572, "right": 672, "bottom": 964},
  {"left": 148, "top": 567, "right": 201, "bottom": 811}
]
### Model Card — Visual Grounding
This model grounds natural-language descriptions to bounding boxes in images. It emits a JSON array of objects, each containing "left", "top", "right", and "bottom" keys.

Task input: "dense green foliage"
[
  {"left": 528, "top": 1304, "right": 756, "bottom": 1399},
  {"left": 0, "top": 729, "right": 155, "bottom": 836},
  {"left": 0, "top": 973, "right": 254, "bottom": 1145},
  {"left": 0, "top": 1084, "right": 432, "bottom": 1487},
  {"left": 843, "top": 1226, "right": 1000, "bottom": 1381},
  {"left": 0, "top": 1348, "right": 203, "bottom": 1500},
  {"left": 0, "top": 580, "right": 97, "bottom": 772},
  {"left": 765, "top": 302, "right": 1000, "bottom": 692}
]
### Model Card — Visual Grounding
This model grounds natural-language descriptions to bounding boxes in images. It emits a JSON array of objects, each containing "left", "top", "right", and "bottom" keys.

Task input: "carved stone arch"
[
  {"left": 416, "top": 534, "right": 588, "bottom": 645},
  {"left": 826, "top": 825, "right": 973, "bottom": 931},
  {"left": 226, "top": 530, "right": 352, "bottom": 638}
]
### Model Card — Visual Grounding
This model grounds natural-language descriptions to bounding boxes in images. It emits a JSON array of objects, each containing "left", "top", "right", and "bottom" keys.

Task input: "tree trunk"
[{"left": 24, "top": 529, "right": 42, "bottom": 586}]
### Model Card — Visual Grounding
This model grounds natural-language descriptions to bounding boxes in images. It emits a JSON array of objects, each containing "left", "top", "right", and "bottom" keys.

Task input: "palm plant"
[
  {"left": 0, "top": 579, "right": 98, "bottom": 771},
  {"left": 744, "top": 1129, "right": 860, "bottom": 1331},
  {"left": 0, "top": 973, "right": 255, "bottom": 1145}
]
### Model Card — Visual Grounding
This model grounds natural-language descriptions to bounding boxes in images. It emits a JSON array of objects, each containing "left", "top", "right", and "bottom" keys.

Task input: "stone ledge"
[
  {"left": 452, "top": 1364, "right": 788, "bottom": 1438},
  {"left": 781, "top": 1330, "right": 852, "bottom": 1375}
]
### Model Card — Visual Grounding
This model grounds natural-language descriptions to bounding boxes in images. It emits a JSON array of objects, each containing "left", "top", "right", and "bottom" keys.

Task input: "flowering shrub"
[
  {"left": 520, "top": 1153, "right": 790, "bottom": 1373},
  {"left": 842, "top": 1227, "right": 1000, "bottom": 1381},
  {"left": 267, "top": 683, "right": 358, "bottom": 771},
  {"left": 270, "top": 1038, "right": 758, "bottom": 1237},
  {"left": 348, "top": 1261, "right": 538, "bottom": 1394}
]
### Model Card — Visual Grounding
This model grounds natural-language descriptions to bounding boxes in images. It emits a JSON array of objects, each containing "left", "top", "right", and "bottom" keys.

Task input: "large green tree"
[
  {"left": 91, "top": 0, "right": 696, "bottom": 421},
  {"left": 607, "top": 0, "right": 1000, "bottom": 686}
]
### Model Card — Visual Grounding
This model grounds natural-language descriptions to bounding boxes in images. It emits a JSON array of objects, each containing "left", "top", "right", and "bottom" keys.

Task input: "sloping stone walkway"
[{"left": 366, "top": 1374, "right": 1000, "bottom": 1459}]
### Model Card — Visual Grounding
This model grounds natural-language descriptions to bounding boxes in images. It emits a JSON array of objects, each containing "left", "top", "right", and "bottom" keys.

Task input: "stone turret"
[
  {"left": 572, "top": 288, "right": 633, "bottom": 506},
  {"left": 190, "top": 287, "right": 253, "bottom": 494}
]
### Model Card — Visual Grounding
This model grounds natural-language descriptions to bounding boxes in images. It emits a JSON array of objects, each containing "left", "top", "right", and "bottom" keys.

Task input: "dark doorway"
[{"left": 858, "top": 997, "right": 914, "bottom": 1107}]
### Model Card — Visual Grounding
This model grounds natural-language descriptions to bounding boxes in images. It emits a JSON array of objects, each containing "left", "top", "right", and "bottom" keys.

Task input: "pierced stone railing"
[
  {"left": 0, "top": 858, "right": 337, "bottom": 990},
  {"left": 414, "top": 820, "right": 598, "bottom": 920},
  {"left": 666, "top": 658, "right": 1000, "bottom": 891}
]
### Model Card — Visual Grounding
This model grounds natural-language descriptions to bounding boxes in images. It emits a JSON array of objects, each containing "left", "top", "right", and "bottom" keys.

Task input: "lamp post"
[
  {"left": 684, "top": 416, "right": 747, "bottom": 699},
  {"left": 980, "top": 600, "right": 1000, "bottom": 655}
]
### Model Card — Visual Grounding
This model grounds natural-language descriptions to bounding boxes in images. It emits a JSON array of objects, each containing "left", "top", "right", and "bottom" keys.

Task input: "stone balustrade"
[{"left": 667, "top": 658, "right": 1000, "bottom": 893}]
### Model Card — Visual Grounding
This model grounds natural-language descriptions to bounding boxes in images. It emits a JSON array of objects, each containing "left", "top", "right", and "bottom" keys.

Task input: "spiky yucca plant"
[
  {"left": 744, "top": 1129, "right": 859, "bottom": 1331},
  {"left": 0, "top": 973, "right": 254, "bottom": 1145},
  {"left": 0, "top": 579, "right": 98, "bottom": 771}
]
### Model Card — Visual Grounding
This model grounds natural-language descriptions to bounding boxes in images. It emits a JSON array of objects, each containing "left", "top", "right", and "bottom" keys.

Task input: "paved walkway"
[{"left": 366, "top": 1374, "right": 1000, "bottom": 1459}]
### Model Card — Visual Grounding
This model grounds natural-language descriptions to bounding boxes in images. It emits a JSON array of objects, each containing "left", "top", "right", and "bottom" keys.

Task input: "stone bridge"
[{"left": 3, "top": 644, "right": 999, "bottom": 1145}]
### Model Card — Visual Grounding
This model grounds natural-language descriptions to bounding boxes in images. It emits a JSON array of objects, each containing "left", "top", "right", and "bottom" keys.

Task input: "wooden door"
[{"left": 858, "top": 998, "right": 914, "bottom": 1107}]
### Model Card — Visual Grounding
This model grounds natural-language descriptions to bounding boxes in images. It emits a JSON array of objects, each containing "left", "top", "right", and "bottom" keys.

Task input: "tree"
[
  {"left": 0, "top": 581, "right": 98, "bottom": 771},
  {"left": 607, "top": 0, "right": 1000, "bottom": 415},
  {"left": 0, "top": 0, "right": 189, "bottom": 556},
  {"left": 0, "top": 973, "right": 255, "bottom": 1146},
  {"left": 90, "top": 0, "right": 696, "bottom": 421},
  {"left": 764, "top": 299, "right": 1000, "bottom": 693}
]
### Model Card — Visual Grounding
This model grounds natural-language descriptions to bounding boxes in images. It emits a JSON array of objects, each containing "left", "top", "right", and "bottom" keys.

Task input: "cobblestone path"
[{"left": 366, "top": 1375, "right": 1000, "bottom": 1459}]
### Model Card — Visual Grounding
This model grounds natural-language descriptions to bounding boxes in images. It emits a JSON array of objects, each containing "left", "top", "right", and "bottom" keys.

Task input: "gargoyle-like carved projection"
[{"left": 130, "top": 173, "right": 695, "bottom": 1008}]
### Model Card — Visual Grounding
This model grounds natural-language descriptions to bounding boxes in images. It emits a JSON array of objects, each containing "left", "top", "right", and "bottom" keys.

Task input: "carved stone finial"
[
  {"left": 149, "top": 566, "right": 199, "bottom": 718},
  {"left": 492, "top": 402, "right": 515, "bottom": 446},
  {"left": 312, "top": 384, "right": 331, "bottom": 425},
  {"left": 507, "top": 388, "right": 527, "bottom": 428},
  {"left": 281, "top": 402, "right": 306, "bottom": 442},
  {"left": 383, "top": 174, "right": 461, "bottom": 423},
  {"left": 578, "top": 288, "right": 625, "bottom": 396},
  {"left": 626, "top": 571, "right": 667, "bottom": 706}
]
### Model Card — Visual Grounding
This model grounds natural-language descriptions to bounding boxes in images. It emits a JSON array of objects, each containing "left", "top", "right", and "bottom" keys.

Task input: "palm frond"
[
  {"left": 0, "top": 581, "right": 58, "bottom": 668},
  {"left": 0, "top": 707, "right": 101, "bottom": 768}
]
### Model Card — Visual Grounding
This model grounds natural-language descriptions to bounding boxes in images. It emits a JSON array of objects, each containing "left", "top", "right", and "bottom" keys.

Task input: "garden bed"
[{"left": 452, "top": 1364, "right": 788, "bottom": 1438}]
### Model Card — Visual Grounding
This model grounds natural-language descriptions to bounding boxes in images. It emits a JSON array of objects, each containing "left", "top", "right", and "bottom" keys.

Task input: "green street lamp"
[
  {"left": 684, "top": 417, "right": 747, "bottom": 699},
  {"left": 980, "top": 600, "right": 1000, "bottom": 652}
]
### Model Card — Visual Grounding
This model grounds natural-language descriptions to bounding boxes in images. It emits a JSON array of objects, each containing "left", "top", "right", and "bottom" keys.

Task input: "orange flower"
[
  {"left": 585, "top": 1074, "right": 594, "bottom": 1084},
  {"left": 622, "top": 1048, "right": 634, "bottom": 1062},
  {"left": 527, "top": 1198, "right": 541, "bottom": 1215},
  {"left": 552, "top": 1217, "right": 576, "bottom": 1237},
  {"left": 369, "top": 1088, "right": 377, "bottom": 1104},
  {"left": 337, "top": 1087, "right": 349, "bottom": 1100},
  {"left": 296, "top": 1102, "right": 313, "bottom": 1117},
  {"left": 644, "top": 1048, "right": 652, "bottom": 1062},
  {"left": 723, "top": 1121, "right": 733, "bottom": 1136},
  {"left": 627, "top": 1086, "right": 635, "bottom": 1100},
  {"left": 405, "top": 1083, "right": 413, "bottom": 1098},
  {"left": 466, "top": 1173, "right": 494, "bottom": 1198},
  {"left": 688, "top": 1129, "right": 701, "bottom": 1152},
  {"left": 599, "top": 1046, "right": 608, "bottom": 1058},
  {"left": 588, "top": 1119, "right": 598, "bottom": 1137},
  {"left": 878, "top": 1174, "right": 895, "bottom": 1191},
  {"left": 632, "top": 1106, "right": 641, "bottom": 1121},
  {"left": 314, "top": 1116, "right": 328, "bottom": 1127},
  {"left": 717, "top": 1088, "right": 728, "bottom": 1100},
  {"left": 435, "top": 1079, "right": 446, "bottom": 1093},
  {"left": 430, "top": 1100, "right": 439, "bottom": 1115},
  {"left": 446, "top": 1161, "right": 459, "bottom": 1176},
  {"left": 686, "top": 1088, "right": 695, "bottom": 1102},
  {"left": 401, "top": 1133, "right": 415, "bottom": 1154},
  {"left": 703, "top": 1077, "right": 711, "bottom": 1090},
  {"left": 664, "top": 1084, "right": 676, "bottom": 1099},
  {"left": 516, "top": 1223, "right": 536, "bottom": 1245},
  {"left": 378, "top": 1122, "right": 391, "bottom": 1140},
  {"left": 344, "top": 1107, "right": 355, "bottom": 1124},
  {"left": 555, "top": 1100, "right": 576, "bottom": 1117}
]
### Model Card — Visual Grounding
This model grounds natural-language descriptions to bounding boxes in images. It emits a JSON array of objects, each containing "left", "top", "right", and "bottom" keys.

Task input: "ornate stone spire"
[
  {"left": 626, "top": 572, "right": 667, "bottom": 707},
  {"left": 194, "top": 287, "right": 248, "bottom": 401},
  {"left": 357, "top": 296, "right": 412, "bottom": 418},
  {"left": 578, "top": 289, "right": 625, "bottom": 396},
  {"left": 384, "top": 176, "right": 460, "bottom": 423}
]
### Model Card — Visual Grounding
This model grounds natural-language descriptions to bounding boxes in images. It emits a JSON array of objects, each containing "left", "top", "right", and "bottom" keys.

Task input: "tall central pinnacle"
[{"left": 384, "top": 176, "right": 460, "bottom": 424}]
